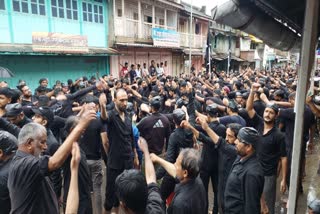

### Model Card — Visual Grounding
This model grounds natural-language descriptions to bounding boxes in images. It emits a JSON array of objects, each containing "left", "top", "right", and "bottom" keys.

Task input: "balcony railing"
[{"left": 114, "top": 18, "right": 206, "bottom": 48}]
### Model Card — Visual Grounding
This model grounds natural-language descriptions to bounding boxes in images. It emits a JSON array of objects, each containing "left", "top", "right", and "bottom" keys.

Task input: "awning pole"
[{"left": 287, "top": 0, "right": 319, "bottom": 213}]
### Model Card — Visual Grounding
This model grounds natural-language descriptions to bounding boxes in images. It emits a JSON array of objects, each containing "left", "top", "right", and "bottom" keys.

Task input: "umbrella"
[{"left": 0, "top": 67, "right": 14, "bottom": 78}]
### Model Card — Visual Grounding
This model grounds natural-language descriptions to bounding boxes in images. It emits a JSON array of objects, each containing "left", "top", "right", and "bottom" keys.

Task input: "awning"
[
  {"left": 0, "top": 44, "right": 119, "bottom": 56},
  {"left": 231, "top": 55, "right": 244, "bottom": 62}
]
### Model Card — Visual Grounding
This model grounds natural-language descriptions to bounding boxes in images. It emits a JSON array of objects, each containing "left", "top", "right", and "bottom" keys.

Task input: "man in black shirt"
[
  {"left": 100, "top": 89, "right": 139, "bottom": 214},
  {"left": 246, "top": 83, "right": 287, "bottom": 214},
  {"left": 115, "top": 137, "right": 165, "bottom": 214},
  {"left": 0, "top": 131, "right": 18, "bottom": 214},
  {"left": 8, "top": 108, "right": 96, "bottom": 214},
  {"left": 137, "top": 96, "right": 171, "bottom": 155},
  {"left": 224, "top": 127, "right": 264, "bottom": 214},
  {"left": 4, "top": 103, "right": 32, "bottom": 127},
  {"left": 151, "top": 148, "right": 207, "bottom": 214},
  {"left": 182, "top": 104, "right": 225, "bottom": 214},
  {"left": 186, "top": 117, "right": 241, "bottom": 213}
]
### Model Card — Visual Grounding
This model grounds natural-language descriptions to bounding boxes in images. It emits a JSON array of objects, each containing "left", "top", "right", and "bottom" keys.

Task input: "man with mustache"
[{"left": 246, "top": 82, "right": 287, "bottom": 214}]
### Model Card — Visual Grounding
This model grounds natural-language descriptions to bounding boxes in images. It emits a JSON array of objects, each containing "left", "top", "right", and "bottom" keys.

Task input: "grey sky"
[{"left": 182, "top": 0, "right": 229, "bottom": 15}]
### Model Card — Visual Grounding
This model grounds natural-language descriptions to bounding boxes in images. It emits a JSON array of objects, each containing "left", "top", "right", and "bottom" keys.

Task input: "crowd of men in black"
[{"left": 0, "top": 65, "right": 320, "bottom": 214}]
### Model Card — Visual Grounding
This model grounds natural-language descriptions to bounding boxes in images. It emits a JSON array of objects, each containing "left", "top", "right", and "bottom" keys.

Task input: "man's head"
[
  {"left": 288, "top": 92, "right": 296, "bottom": 105},
  {"left": 172, "top": 108, "right": 186, "bottom": 126},
  {"left": 32, "top": 106, "right": 54, "bottom": 128},
  {"left": 4, "top": 103, "right": 25, "bottom": 125},
  {"left": 206, "top": 103, "right": 219, "bottom": 118},
  {"left": 0, "top": 87, "right": 13, "bottom": 108},
  {"left": 235, "top": 127, "right": 259, "bottom": 157},
  {"left": 175, "top": 148, "right": 200, "bottom": 182},
  {"left": 0, "top": 131, "right": 18, "bottom": 161},
  {"left": 115, "top": 169, "right": 148, "bottom": 214},
  {"left": 39, "top": 78, "right": 48, "bottom": 87},
  {"left": 263, "top": 103, "right": 279, "bottom": 124},
  {"left": 150, "top": 96, "right": 161, "bottom": 113},
  {"left": 226, "top": 123, "right": 243, "bottom": 144},
  {"left": 227, "top": 100, "right": 238, "bottom": 114},
  {"left": 18, "top": 123, "right": 47, "bottom": 157},
  {"left": 20, "top": 85, "right": 32, "bottom": 98},
  {"left": 115, "top": 89, "right": 128, "bottom": 113}
]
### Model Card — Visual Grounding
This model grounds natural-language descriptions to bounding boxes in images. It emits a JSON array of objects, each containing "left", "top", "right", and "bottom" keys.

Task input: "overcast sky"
[{"left": 182, "top": 0, "right": 229, "bottom": 15}]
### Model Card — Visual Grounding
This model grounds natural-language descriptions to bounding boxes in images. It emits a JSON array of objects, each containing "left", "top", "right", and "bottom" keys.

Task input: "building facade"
[
  {"left": 108, "top": 0, "right": 210, "bottom": 77},
  {"left": 0, "top": 0, "right": 114, "bottom": 90}
]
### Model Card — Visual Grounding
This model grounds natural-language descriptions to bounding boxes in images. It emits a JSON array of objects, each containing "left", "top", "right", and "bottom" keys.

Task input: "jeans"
[
  {"left": 87, "top": 160, "right": 103, "bottom": 214},
  {"left": 263, "top": 175, "right": 277, "bottom": 214}
]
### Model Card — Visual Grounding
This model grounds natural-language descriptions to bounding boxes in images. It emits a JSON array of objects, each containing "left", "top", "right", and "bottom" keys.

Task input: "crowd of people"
[{"left": 0, "top": 61, "right": 320, "bottom": 214}]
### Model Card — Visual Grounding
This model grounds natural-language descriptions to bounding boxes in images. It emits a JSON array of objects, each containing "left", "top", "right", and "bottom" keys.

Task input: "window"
[
  {"left": 82, "top": 1, "right": 103, "bottom": 23},
  {"left": 250, "top": 42, "right": 257, "bottom": 50},
  {"left": 117, "top": 8, "right": 122, "bottom": 17},
  {"left": 195, "top": 23, "right": 201, "bottom": 35},
  {"left": 144, "top": 15, "right": 152, "bottom": 23},
  {"left": 31, "top": 0, "right": 45, "bottom": 15},
  {"left": 66, "top": 0, "right": 77, "bottom": 20},
  {"left": 133, "top": 12, "right": 138, "bottom": 20},
  {"left": 13, "top": 0, "right": 29, "bottom": 13},
  {"left": 159, "top": 19, "right": 164, "bottom": 26},
  {"left": 51, "top": 0, "right": 64, "bottom": 18},
  {"left": 0, "top": 0, "right": 5, "bottom": 10}
]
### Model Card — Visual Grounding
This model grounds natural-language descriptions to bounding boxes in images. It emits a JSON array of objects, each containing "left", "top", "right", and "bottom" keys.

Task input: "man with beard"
[
  {"left": 100, "top": 89, "right": 139, "bottom": 214},
  {"left": 199, "top": 123, "right": 264, "bottom": 213},
  {"left": 246, "top": 83, "right": 287, "bottom": 214},
  {"left": 4, "top": 103, "right": 32, "bottom": 128},
  {"left": 188, "top": 118, "right": 242, "bottom": 213},
  {"left": 8, "top": 108, "right": 96, "bottom": 214}
]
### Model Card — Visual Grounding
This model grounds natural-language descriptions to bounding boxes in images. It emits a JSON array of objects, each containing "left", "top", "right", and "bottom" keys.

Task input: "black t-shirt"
[
  {"left": 104, "top": 109, "right": 135, "bottom": 169},
  {"left": 0, "top": 155, "right": 14, "bottom": 214},
  {"left": 8, "top": 151, "right": 59, "bottom": 214},
  {"left": 63, "top": 147, "right": 91, "bottom": 204},
  {"left": 137, "top": 113, "right": 171, "bottom": 155},
  {"left": 80, "top": 118, "right": 106, "bottom": 160},
  {"left": 168, "top": 177, "right": 207, "bottom": 214},
  {"left": 251, "top": 113, "right": 286, "bottom": 176}
]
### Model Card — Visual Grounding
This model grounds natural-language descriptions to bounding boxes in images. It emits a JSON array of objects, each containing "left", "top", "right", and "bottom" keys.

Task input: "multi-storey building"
[
  {"left": 0, "top": 0, "right": 115, "bottom": 90},
  {"left": 108, "top": 0, "right": 210, "bottom": 77}
]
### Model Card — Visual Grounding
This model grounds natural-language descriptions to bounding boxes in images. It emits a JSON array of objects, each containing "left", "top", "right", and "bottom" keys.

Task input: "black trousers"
[{"left": 200, "top": 169, "right": 219, "bottom": 214}]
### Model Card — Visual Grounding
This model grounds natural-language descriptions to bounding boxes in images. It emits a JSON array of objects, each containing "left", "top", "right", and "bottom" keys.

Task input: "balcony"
[{"left": 114, "top": 18, "right": 206, "bottom": 49}]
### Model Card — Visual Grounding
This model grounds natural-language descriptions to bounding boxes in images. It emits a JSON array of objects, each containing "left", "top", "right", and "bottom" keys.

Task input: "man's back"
[
  {"left": 137, "top": 113, "right": 171, "bottom": 155},
  {"left": 8, "top": 151, "right": 59, "bottom": 214},
  {"left": 167, "top": 177, "right": 207, "bottom": 214}
]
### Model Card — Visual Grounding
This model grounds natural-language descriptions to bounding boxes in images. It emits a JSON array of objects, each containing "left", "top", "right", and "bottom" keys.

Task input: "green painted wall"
[{"left": 0, "top": 55, "right": 109, "bottom": 91}]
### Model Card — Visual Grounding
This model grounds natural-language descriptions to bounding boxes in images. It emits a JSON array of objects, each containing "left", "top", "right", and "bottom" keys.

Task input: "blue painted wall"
[
  {"left": 0, "top": 55, "right": 109, "bottom": 91},
  {"left": 0, "top": 0, "right": 108, "bottom": 47}
]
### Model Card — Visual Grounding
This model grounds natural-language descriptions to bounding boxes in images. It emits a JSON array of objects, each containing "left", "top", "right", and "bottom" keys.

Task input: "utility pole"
[{"left": 189, "top": 0, "right": 193, "bottom": 75}]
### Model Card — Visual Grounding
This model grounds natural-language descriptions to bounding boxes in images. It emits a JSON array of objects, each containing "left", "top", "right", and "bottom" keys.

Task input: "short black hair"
[
  {"left": 226, "top": 123, "right": 243, "bottom": 138},
  {"left": 115, "top": 170, "right": 148, "bottom": 214}
]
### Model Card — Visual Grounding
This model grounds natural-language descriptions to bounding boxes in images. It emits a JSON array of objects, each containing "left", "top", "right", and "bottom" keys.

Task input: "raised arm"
[
  {"left": 246, "top": 83, "right": 260, "bottom": 118},
  {"left": 138, "top": 137, "right": 156, "bottom": 184},
  {"left": 48, "top": 106, "right": 96, "bottom": 172},
  {"left": 65, "top": 142, "right": 80, "bottom": 214},
  {"left": 150, "top": 153, "right": 176, "bottom": 178}
]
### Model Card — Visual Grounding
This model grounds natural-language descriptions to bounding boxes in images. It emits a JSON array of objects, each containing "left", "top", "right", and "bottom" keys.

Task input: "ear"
[
  {"left": 0, "top": 149, "right": 3, "bottom": 159},
  {"left": 119, "top": 201, "right": 130, "bottom": 212},
  {"left": 42, "top": 119, "right": 48, "bottom": 127},
  {"left": 183, "top": 169, "right": 188, "bottom": 179},
  {"left": 26, "top": 138, "right": 33, "bottom": 150}
]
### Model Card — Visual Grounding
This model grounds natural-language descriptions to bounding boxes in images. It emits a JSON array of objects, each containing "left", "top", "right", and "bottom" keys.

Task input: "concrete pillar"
[
  {"left": 138, "top": 0, "right": 142, "bottom": 38},
  {"left": 164, "top": 9, "right": 167, "bottom": 29},
  {"left": 152, "top": 5, "right": 155, "bottom": 28}
]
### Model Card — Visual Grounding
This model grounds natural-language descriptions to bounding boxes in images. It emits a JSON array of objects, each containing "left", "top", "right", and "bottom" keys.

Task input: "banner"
[
  {"left": 152, "top": 28, "right": 180, "bottom": 48},
  {"left": 32, "top": 32, "right": 88, "bottom": 53}
]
